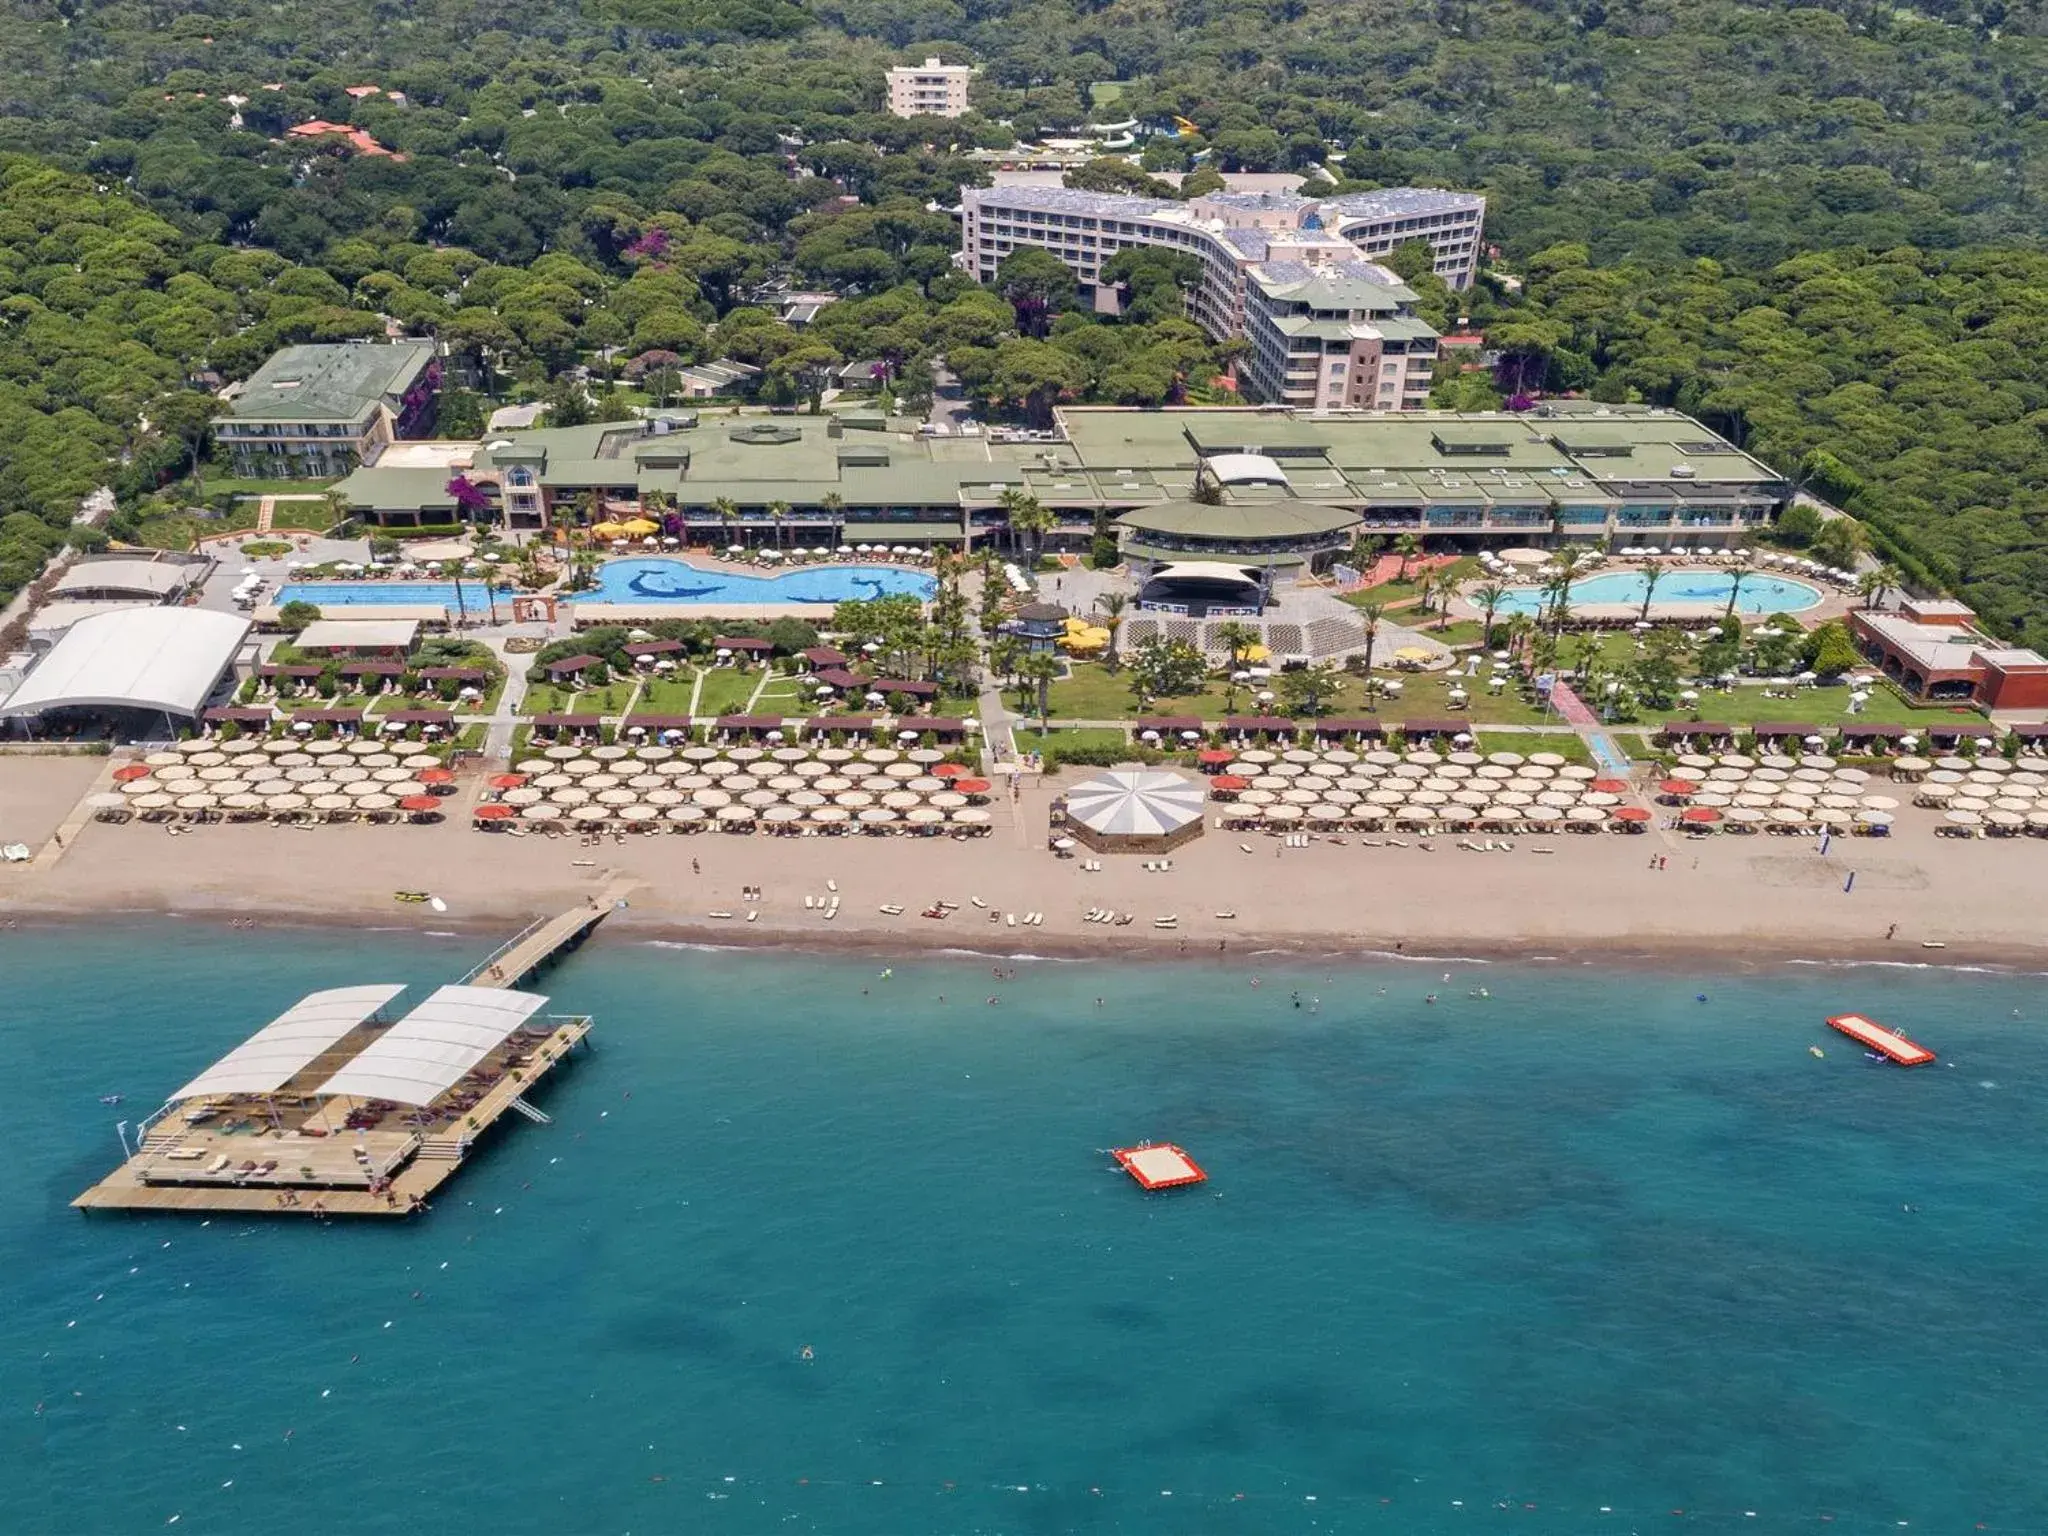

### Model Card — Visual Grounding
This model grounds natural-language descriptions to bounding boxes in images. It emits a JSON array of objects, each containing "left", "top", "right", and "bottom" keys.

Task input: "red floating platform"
[
  {"left": 1113, "top": 1142, "right": 1208, "bottom": 1190},
  {"left": 1826, "top": 1012, "right": 1936, "bottom": 1067}
]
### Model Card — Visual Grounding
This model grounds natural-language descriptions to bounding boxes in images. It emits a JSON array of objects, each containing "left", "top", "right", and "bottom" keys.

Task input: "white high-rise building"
[{"left": 887, "top": 58, "right": 973, "bottom": 118}]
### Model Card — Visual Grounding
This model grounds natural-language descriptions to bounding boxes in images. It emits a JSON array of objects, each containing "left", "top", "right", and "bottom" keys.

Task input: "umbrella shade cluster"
[
  {"left": 1660, "top": 749, "right": 1939, "bottom": 836},
  {"left": 1205, "top": 747, "right": 1636, "bottom": 834},
  {"left": 107, "top": 747, "right": 457, "bottom": 823},
  {"left": 481, "top": 744, "right": 993, "bottom": 836}
]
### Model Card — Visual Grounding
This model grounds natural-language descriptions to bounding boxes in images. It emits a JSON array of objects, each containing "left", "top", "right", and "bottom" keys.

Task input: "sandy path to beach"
[{"left": 5, "top": 760, "right": 2044, "bottom": 966}]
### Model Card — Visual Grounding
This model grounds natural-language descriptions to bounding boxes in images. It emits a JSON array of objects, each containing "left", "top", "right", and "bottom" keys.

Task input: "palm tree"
[
  {"left": 819, "top": 491, "right": 845, "bottom": 549},
  {"left": 1725, "top": 560, "right": 1755, "bottom": 620},
  {"left": 1858, "top": 563, "right": 1903, "bottom": 611},
  {"left": 1020, "top": 650, "right": 1060, "bottom": 730},
  {"left": 1346, "top": 531, "right": 1384, "bottom": 577},
  {"left": 999, "top": 488, "right": 1055, "bottom": 568},
  {"left": 710, "top": 497, "right": 739, "bottom": 550},
  {"left": 1393, "top": 532, "right": 1420, "bottom": 583},
  {"left": 1355, "top": 601, "right": 1385, "bottom": 710},
  {"left": 1544, "top": 551, "right": 1584, "bottom": 635},
  {"left": 467, "top": 519, "right": 500, "bottom": 625},
  {"left": 1215, "top": 620, "right": 1260, "bottom": 671},
  {"left": 1637, "top": 562, "right": 1664, "bottom": 625},
  {"left": 1097, "top": 591, "right": 1129, "bottom": 672},
  {"left": 989, "top": 635, "right": 1024, "bottom": 692},
  {"left": 768, "top": 499, "right": 791, "bottom": 552},
  {"left": 322, "top": 489, "right": 353, "bottom": 532},
  {"left": 1470, "top": 579, "right": 1511, "bottom": 643}
]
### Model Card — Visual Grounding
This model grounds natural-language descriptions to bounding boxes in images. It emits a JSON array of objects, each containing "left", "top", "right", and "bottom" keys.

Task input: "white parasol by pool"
[{"left": 1062, "top": 770, "right": 1207, "bottom": 841}]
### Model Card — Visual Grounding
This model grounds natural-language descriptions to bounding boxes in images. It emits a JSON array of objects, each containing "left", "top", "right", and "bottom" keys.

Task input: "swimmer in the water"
[
  {"left": 800, "top": 1345, "right": 814, "bottom": 1359},
  {"left": 1425, "top": 994, "right": 1437, "bottom": 1005}
]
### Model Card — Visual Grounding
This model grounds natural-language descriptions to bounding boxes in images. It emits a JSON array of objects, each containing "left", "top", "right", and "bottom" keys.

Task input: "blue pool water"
[
  {"left": 1496, "top": 571, "right": 1823, "bottom": 617},
  {"left": 278, "top": 559, "right": 936, "bottom": 616},
  {"left": 276, "top": 580, "right": 506, "bottom": 616},
  {"left": 10, "top": 925, "right": 2048, "bottom": 1533},
  {"left": 578, "top": 556, "right": 935, "bottom": 607}
]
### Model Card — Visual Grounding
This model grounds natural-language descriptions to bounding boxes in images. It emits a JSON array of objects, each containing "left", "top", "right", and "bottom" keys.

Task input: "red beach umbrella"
[
  {"left": 113, "top": 763, "right": 151, "bottom": 782},
  {"left": 399, "top": 794, "right": 441, "bottom": 813},
  {"left": 932, "top": 762, "right": 969, "bottom": 778},
  {"left": 1590, "top": 778, "right": 1630, "bottom": 794},
  {"left": 1210, "top": 774, "right": 1250, "bottom": 792},
  {"left": 952, "top": 778, "right": 991, "bottom": 795},
  {"left": 1197, "top": 749, "right": 1234, "bottom": 767},
  {"left": 1680, "top": 806, "right": 1722, "bottom": 824},
  {"left": 1613, "top": 806, "right": 1653, "bottom": 823},
  {"left": 419, "top": 767, "right": 456, "bottom": 784},
  {"left": 473, "top": 803, "right": 515, "bottom": 820},
  {"left": 1658, "top": 778, "right": 1700, "bottom": 796},
  {"left": 488, "top": 773, "right": 528, "bottom": 789}
]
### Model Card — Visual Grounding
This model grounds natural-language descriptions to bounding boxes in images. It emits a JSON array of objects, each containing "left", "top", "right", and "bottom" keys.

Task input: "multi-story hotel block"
[
  {"left": 886, "top": 58, "right": 973, "bottom": 118},
  {"left": 213, "top": 341, "right": 440, "bottom": 479},
  {"left": 960, "top": 183, "right": 1484, "bottom": 406},
  {"left": 1241, "top": 261, "right": 1439, "bottom": 412}
]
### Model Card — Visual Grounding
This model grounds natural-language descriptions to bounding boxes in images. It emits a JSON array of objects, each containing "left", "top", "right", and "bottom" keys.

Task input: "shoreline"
[{"left": 9, "top": 902, "right": 2045, "bottom": 975}]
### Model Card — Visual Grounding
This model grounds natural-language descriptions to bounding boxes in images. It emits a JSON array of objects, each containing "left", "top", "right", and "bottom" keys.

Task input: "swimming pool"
[
  {"left": 276, "top": 580, "right": 507, "bottom": 616},
  {"left": 577, "top": 557, "right": 936, "bottom": 606},
  {"left": 1493, "top": 570, "right": 1823, "bottom": 617},
  {"left": 277, "top": 558, "right": 937, "bottom": 616}
]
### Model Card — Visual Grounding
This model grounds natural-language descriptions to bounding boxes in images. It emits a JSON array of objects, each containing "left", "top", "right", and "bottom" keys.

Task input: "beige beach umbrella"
[
  {"left": 386, "top": 780, "right": 429, "bottom": 799},
  {"left": 1536, "top": 791, "right": 1577, "bottom": 808},
  {"left": 669, "top": 773, "right": 711, "bottom": 791},
  {"left": 1520, "top": 764, "right": 1557, "bottom": 781},
  {"left": 571, "top": 805, "right": 612, "bottom": 824},
  {"left": 521, "top": 803, "right": 564, "bottom": 822},
  {"left": 1322, "top": 748, "right": 1360, "bottom": 766},
  {"left": 1281, "top": 787, "right": 1320, "bottom": 806},
  {"left": 312, "top": 793, "right": 354, "bottom": 815},
  {"left": 1452, "top": 788, "right": 1491, "bottom": 808},
  {"left": 545, "top": 744, "right": 582, "bottom": 762},
  {"left": 1407, "top": 787, "right": 1449, "bottom": 806},
  {"left": 281, "top": 765, "right": 323, "bottom": 783},
  {"left": 792, "top": 760, "right": 831, "bottom": 778},
  {"left": 834, "top": 789, "right": 874, "bottom": 808},
  {"left": 764, "top": 774, "right": 805, "bottom": 792},
  {"left": 265, "top": 792, "right": 309, "bottom": 813},
  {"left": 1951, "top": 796, "right": 1992, "bottom": 813},
  {"left": 131, "top": 791, "right": 177, "bottom": 811},
  {"left": 1934, "top": 755, "right": 1972, "bottom": 772},
  {"left": 1914, "top": 785, "right": 1954, "bottom": 806},
  {"left": 1691, "top": 792, "right": 1734, "bottom": 809},
  {"left": 1417, "top": 776, "right": 1457, "bottom": 794},
  {"left": 952, "top": 807, "right": 993, "bottom": 826},
  {"left": 665, "top": 804, "right": 707, "bottom": 825},
  {"left": 815, "top": 746, "right": 855, "bottom": 764},
  {"left": 808, "top": 805, "right": 850, "bottom": 824},
  {"left": 700, "top": 758, "right": 739, "bottom": 778},
  {"left": 682, "top": 745, "right": 719, "bottom": 762},
  {"left": 1582, "top": 791, "right": 1621, "bottom": 807},
  {"left": 1860, "top": 795, "right": 1899, "bottom": 811},
  {"left": 1723, "top": 805, "right": 1766, "bottom": 826},
  {"left": 881, "top": 760, "right": 920, "bottom": 780},
  {"left": 550, "top": 785, "right": 592, "bottom": 806},
  {"left": 1475, "top": 764, "right": 1512, "bottom": 780},
  {"left": 144, "top": 751, "right": 182, "bottom": 767},
  {"left": 1767, "top": 806, "right": 1809, "bottom": 826},
  {"left": 1521, "top": 804, "right": 1563, "bottom": 824},
  {"left": 1262, "top": 803, "right": 1304, "bottom": 823},
  {"left": 879, "top": 789, "right": 920, "bottom": 810},
  {"left": 714, "top": 804, "right": 757, "bottom": 827},
  {"left": 1362, "top": 749, "right": 1398, "bottom": 767},
  {"left": 563, "top": 757, "right": 601, "bottom": 776},
  {"left": 1818, "top": 794, "right": 1858, "bottom": 810},
  {"left": 1484, "top": 750, "right": 1524, "bottom": 767},
  {"left": 120, "top": 777, "right": 162, "bottom": 796},
  {"left": 1493, "top": 789, "right": 1535, "bottom": 807},
  {"left": 727, "top": 746, "right": 765, "bottom": 763},
  {"left": 1405, "top": 748, "right": 1444, "bottom": 767},
  {"left": 627, "top": 773, "right": 666, "bottom": 791},
  {"left": 1719, "top": 753, "right": 1757, "bottom": 770},
  {"left": 787, "top": 789, "right": 826, "bottom": 808},
  {"left": 655, "top": 759, "right": 696, "bottom": 778},
  {"left": 1434, "top": 763, "right": 1472, "bottom": 780},
  {"left": 1239, "top": 748, "right": 1277, "bottom": 765},
  {"left": 1365, "top": 788, "right": 1404, "bottom": 807},
  {"left": 1527, "top": 751, "right": 1568, "bottom": 768},
  {"left": 1994, "top": 796, "right": 2034, "bottom": 813},
  {"left": 1566, "top": 805, "right": 1606, "bottom": 824},
  {"left": 859, "top": 747, "right": 899, "bottom": 765},
  {"left": 2026, "top": 810, "right": 2048, "bottom": 830},
  {"left": 1757, "top": 753, "right": 1796, "bottom": 770},
  {"left": 344, "top": 779, "right": 386, "bottom": 799},
  {"left": 855, "top": 775, "right": 895, "bottom": 793},
  {"left": 1389, "top": 761, "right": 1427, "bottom": 780},
  {"left": 737, "top": 788, "right": 776, "bottom": 808},
  {"left": 598, "top": 787, "right": 639, "bottom": 807},
  {"left": 248, "top": 777, "right": 294, "bottom": 797},
  {"left": 813, "top": 775, "right": 853, "bottom": 793},
  {"left": 1813, "top": 808, "right": 1853, "bottom": 827},
  {"left": 1348, "top": 806, "right": 1387, "bottom": 825},
  {"left": 1559, "top": 765, "right": 1597, "bottom": 782},
  {"left": 1944, "top": 808, "right": 1983, "bottom": 829},
  {"left": 359, "top": 752, "right": 399, "bottom": 769},
  {"left": 1925, "top": 769, "right": 1965, "bottom": 785},
  {"left": 905, "top": 805, "right": 946, "bottom": 825},
  {"left": 1324, "top": 788, "right": 1362, "bottom": 806},
  {"left": 692, "top": 787, "right": 732, "bottom": 808},
  {"left": 221, "top": 792, "right": 266, "bottom": 813},
  {"left": 619, "top": 804, "right": 660, "bottom": 823},
  {"left": 189, "top": 750, "right": 228, "bottom": 768},
  {"left": 644, "top": 787, "right": 684, "bottom": 807},
  {"left": 175, "top": 791, "right": 218, "bottom": 812},
  {"left": 635, "top": 745, "right": 675, "bottom": 763},
  {"left": 1394, "top": 806, "right": 1436, "bottom": 826},
  {"left": 582, "top": 773, "right": 622, "bottom": 792},
  {"left": 402, "top": 753, "right": 441, "bottom": 771},
  {"left": 1280, "top": 748, "right": 1317, "bottom": 765},
  {"left": 328, "top": 764, "right": 369, "bottom": 784},
  {"left": 591, "top": 744, "right": 630, "bottom": 761},
  {"left": 904, "top": 775, "right": 946, "bottom": 794},
  {"left": 372, "top": 766, "right": 411, "bottom": 783},
  {"left": 1306, "top": 804, "right": 1346, "bottom": 823},
  {"left": 723, "top": 774, "right": 763, "bottom": 793},
  {"left": 1250, "top": 774, "right": 1291, "bottom": 791}
]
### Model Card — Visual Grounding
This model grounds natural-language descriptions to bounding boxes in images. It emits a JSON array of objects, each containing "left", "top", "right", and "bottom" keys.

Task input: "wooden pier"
[{"left": 73, "top": 899, "right": 615, "bottom": 1219}]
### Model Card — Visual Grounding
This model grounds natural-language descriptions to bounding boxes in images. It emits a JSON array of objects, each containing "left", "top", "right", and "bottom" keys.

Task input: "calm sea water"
[{"left": 6, "top": 925, "right": 2048, "bottom": 1534}]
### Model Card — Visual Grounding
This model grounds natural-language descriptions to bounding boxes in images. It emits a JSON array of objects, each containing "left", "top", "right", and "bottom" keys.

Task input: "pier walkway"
[{"left": 73, "top": 897, "right": 617, "bottom": 1218}]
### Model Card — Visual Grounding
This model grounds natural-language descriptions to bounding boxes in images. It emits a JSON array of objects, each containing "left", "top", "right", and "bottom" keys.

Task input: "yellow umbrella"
[
  {"left": 591, "top": 521, "right": 629, "bottom": 539},
  {"left": 1394, "top": 646, "right": 1433, "bottom": 663},
  {"left": 620, "top": 517, "right": 659, "bottom": 536},
  {"left": 1240, "top": 642, "right": 1271, "bottom": 663}
]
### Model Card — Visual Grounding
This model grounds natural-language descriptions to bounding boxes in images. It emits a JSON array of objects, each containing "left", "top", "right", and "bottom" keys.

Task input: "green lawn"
[
  {"left": 1013, "top": 726, "right": 1129, "bottom": 755},
  {"left": 1630, "top": 684, "right": 1973, "bottom": 729},
  {"left": 633, "top": 678, "right": 701, "bottom": 716},
  {"left": 520, "top": 680, "right": 636, "bottom": 717},
  {"left": 694, "top": 666, "right": 768, "bottom": 717},
  {"left": 1341, "top": 555, "right": 1482, "bottom": 609},
  {"left": 1474, "top": 730, "right": 1598, "bottom": 765}
]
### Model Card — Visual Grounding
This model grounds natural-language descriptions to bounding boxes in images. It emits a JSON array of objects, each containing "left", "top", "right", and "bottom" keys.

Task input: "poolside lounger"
[{"left": 206, "top": 1154, "right": 230, "bottom": 1174}]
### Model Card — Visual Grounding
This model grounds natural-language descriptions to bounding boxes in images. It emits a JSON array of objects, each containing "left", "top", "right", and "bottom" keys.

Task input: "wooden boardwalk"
[{"left": 73, "top": 900, "right": 614, "bottom": 1219}]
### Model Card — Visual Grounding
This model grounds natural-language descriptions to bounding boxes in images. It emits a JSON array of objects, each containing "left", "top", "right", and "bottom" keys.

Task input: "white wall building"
[
  {"left": 1240, "top": 261, "right": 1439, "bottom": 412},
  {"left": 886, "top": 58, "right": 973, "bottom": 118},
  {"left": 960, "top": 184, "right": 1474, "bottom": 408}
]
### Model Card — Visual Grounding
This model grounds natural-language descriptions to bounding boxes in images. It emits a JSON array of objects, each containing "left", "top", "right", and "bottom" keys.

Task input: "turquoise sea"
[{"left": 7, "top": 924, "right": 2048, "bottom": 1534}]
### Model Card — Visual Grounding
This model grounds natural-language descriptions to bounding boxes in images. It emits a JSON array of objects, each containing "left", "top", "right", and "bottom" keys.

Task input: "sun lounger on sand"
[
  {"left": 970, "top": 896, "right": 987, "bottom": 908},
  {"left": 708, "top": 910, "right": 734, "bottom": 919},
  {"left": 879, "top": 903, "right": 904, "bottom": 915}
]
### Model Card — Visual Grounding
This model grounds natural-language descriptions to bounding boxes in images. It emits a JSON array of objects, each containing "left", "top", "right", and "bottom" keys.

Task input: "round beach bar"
[{"left": 1056, "top": 768, "right": 1207, "bottom": 855}]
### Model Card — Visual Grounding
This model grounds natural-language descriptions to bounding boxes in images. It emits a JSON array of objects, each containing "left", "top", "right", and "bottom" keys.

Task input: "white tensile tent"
[{"left": 1060, "top": 769, "right": 1207, "bottom": 854}]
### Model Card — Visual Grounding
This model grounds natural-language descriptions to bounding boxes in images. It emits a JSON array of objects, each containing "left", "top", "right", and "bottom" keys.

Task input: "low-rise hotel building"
[
  {"left": 1847, "top": 599, "right": 2048, "bottom": 711},
  {"left": 214, "top": 341, "right": 440, "bottom": 479},
  {"left": 328, "top": 404, "right": 1790, "bottom": 574}
]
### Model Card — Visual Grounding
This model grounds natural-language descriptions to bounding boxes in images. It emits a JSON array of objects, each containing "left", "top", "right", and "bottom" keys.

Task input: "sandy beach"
[{"left": 6, "top": 752, "right": 2047, "bottom": 969}]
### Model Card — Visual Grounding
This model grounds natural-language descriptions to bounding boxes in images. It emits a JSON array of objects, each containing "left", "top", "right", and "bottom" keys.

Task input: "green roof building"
[{"left": 215, "top": 341, "right": 441, "bottom": 479}]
